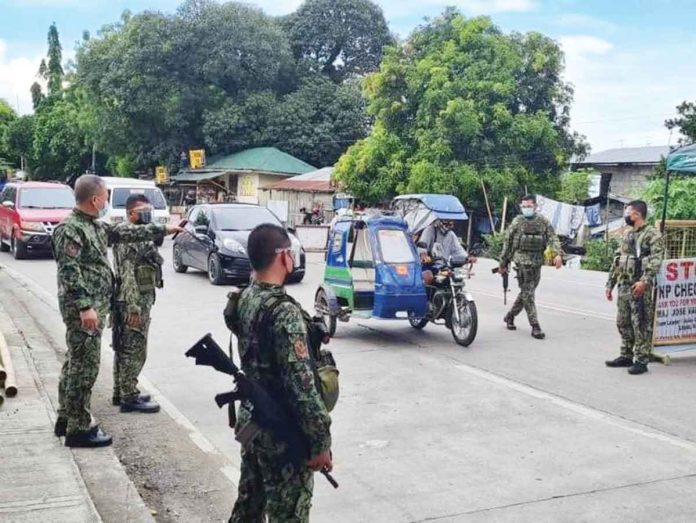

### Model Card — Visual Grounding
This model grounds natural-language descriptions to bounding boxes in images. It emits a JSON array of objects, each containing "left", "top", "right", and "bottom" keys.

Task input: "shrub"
[{"left": 581, "top": 238, "right": 620, "bottom": 272}]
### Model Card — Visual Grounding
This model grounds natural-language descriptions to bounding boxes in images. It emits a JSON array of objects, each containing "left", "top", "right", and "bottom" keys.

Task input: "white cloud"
[
  {"left": 555, "top": 13, "right": 617, "bottom": 33},
  {"left": 0, "top": 40, "right": 43, "bottom": 115},
  {"left": 559, "top": 35, "right": 695, "bottom": 151},
  {"left": 559, "top": 35, "right": 613, "bottom": 58}
]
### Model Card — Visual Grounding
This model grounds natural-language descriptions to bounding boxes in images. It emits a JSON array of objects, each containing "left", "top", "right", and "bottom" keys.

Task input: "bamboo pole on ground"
[
  {"left": 0, "top": 331, "right": 17, "bottom": 398},
  {"left": 480, "top": 180, "right": 496, "bottom": 233},
  {"left": 500, "top": 197, "right": 508, "bottom": 234}
]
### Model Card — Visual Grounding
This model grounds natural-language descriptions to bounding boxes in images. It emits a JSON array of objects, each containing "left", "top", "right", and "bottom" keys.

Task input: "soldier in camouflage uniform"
[
  {"left": 230, "top": 224, "right": 332, "bottom": 523},
  {"left": 605, "top": 200, "right": 664, "bottom": 375},
  {"left": 112, "top": 194, "right": 163, "bottom": 413},
  {"left": 52, "top": 175, "right": 181, "bottom": 448},
  {"left": 499, "top": 195, "right": 563, "bottom": 339}
]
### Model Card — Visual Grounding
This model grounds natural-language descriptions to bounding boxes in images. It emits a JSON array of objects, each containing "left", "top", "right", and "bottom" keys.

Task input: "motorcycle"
[{"left": 408, "top": 247, "right": 478, "bottom": 347}]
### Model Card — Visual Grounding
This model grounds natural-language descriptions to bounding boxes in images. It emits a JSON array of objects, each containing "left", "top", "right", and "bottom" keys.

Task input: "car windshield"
[
  {"left": 212, "top": 206, "right": 281, "bottom": 230},
  {"left": 377, "top": 229, "right": 415, "bottom": 263},
  {"left": 19, "top": 187, "right": 75, "bottom": 209},
  {"left": 112, "top": 188, "right": 167, "bottom": 210}
]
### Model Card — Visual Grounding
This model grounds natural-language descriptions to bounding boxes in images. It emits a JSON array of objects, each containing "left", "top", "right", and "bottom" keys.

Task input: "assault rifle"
[
  {"left": 185, "top": 334, "right": 338, "bottom": 489},
  {"left": 491, "top": 266, "right": 510, "bottom": 305}
]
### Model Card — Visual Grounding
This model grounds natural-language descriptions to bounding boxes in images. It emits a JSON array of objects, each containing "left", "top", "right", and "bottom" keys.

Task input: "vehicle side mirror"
[
  {"left": 194, "top": 224, "right": 208, "bottom": 235},
  {"left": 416, "top": 241, "right": 427, "bottom": 249},
  {"left": 2, "top": 200, "right": 14, "bottom": 208}
]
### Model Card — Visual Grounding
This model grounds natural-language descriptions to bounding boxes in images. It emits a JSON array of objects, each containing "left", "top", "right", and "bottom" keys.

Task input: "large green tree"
[
  {"left": 284, "top": 0, "right": 393, "bottom": 83},
  {"left": 2, "top": 115, "right": 34, "bottom": 170},
  {"left": 335, "top": 11, "right": 587, "bottom": 206},
  {"left": 0, "top": 99, "right": 18, "bottom": 169}
]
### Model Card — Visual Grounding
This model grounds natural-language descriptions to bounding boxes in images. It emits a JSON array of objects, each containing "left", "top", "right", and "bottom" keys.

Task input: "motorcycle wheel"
[
  {"left": 408, "top": 310, "right": 429, "bottom": 330},
  {"left": 450, "top": 300, "right": 478, "bottom": 347}
]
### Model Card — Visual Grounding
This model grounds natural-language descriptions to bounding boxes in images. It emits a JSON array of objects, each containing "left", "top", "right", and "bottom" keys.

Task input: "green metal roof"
[{"left": 172, "top": 147, "right": 315, "bottom": 183}]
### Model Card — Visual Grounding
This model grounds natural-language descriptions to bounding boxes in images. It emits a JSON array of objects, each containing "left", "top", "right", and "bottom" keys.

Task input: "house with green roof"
[{"left": 172, "top": 147, "right": 316, "bottom": 204}]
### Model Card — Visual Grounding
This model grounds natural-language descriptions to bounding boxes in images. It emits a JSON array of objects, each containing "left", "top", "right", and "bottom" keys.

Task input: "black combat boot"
[
  {"left": 504, "top": 313, "right": 516, "bottom": 330},
  {"left": 628, "top": 362, "right": 648, "bottom": 375},
  {"left": 605, "top": 356, "right": 633, "bottom": 368},
  {"left": 54, "top": 418, "right": 67, "bottom": 437},
  {"left": 120, "top": 396, "right": 160, "bottom": 414},
  {"left": 65, "top": 425, "right": 113, "bottom": 448},
  {"left": 112, "top": 393, "right": 151, "bottom": 406},
  {"left": 531, "top": 324, "right": 546, "bottom": 339}
]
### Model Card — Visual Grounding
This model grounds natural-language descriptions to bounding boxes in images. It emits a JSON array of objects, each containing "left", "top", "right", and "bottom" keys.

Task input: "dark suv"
[{"left": 172, "top": 203, "right": 306, "bottom": 285}]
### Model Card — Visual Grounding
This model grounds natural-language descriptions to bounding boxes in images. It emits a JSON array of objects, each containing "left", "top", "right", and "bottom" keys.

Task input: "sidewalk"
[{"left": 0, "top": 268, "right": 154, "bottom": 523}]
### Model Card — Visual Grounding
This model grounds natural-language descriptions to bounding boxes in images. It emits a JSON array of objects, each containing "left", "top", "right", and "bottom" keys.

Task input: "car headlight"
[
  {"left": 158, "top": 217, "right": 169, "bottom": 224},
  {"left": 110, "top": 216, "right": 124, "bottom": 224},
  {"left": 223, "top": 238, "right": 246, "bottom": 254},
  {"left": 21, "top": 221, "right": 44, "bottom": 232}
]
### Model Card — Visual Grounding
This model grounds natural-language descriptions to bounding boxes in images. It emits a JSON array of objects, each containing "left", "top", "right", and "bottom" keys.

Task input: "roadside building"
[
  {"left": 258, "top": 167, "right": 335, "bottom": 225},
  {"left": 572, "top": 145, "right": 670, "bottom": 199},
  {"left": 171, "top": 147, "right": 315, "bottom": 205}
]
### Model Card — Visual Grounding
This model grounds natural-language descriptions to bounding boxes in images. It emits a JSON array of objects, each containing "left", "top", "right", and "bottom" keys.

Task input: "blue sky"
[{"left": 1, "top": 0, "right": 695, "bottom": 152}]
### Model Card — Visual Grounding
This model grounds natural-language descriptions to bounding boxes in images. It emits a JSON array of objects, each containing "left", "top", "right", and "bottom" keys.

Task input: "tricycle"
[{"left": 314, "top": 208, "right": 477, "bottom": 346}]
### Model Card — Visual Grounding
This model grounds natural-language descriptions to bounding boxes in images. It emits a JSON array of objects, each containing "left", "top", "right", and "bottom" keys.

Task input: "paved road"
[{"left": 5, "top": 241, "right": 696, "bottom": 522}]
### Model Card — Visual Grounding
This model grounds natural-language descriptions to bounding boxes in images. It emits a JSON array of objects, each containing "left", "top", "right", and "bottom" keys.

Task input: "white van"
[{"left": 100, "top": 177, "right": 171, "bottom": 226}]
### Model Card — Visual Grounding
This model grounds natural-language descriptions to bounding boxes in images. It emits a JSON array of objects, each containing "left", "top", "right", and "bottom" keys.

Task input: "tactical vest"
[
  {"left": 134, "top": 244, "right": 164, "bottom": 293},
  {"left": 614, "top": 228, "right": 653, "bottom": 283},
  {"left": 517, "top": 219, "right": 547, "bottom": 254},
  {"left": 224, "top": 289, "right": 339, "bottom": 412}
]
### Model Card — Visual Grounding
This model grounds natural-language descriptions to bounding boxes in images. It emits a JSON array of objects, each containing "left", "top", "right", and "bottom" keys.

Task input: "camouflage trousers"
[
  {"left": 616, "top": 282, "right": 654, "bottom": 364},
  {"left": 57, "top": 318, "right": 105, "bottom": 435},
  {"left": 230, "top": 432, "right": 314, "bottom": 523},
  {"left": 508, "top": 264, "right": 542, "bottom": 326},
  {"left": 113, "top": 302, "right": 152, "bottom": 402}
]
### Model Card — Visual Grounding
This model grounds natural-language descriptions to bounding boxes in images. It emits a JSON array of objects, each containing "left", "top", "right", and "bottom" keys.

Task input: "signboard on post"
[
  {"left": 155, "top": 166, "right": 169, "bottom": 184},
  {"left": 654, "top": 258, "right": 696, "bottom": 346},
  {"left": 189, "top": 149, "right": 206, "bottom": 169}
]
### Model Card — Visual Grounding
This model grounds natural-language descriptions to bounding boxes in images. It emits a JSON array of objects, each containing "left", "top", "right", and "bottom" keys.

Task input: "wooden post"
[
  {"left": 0, "top": 331, "right": 17, "bottom": 397},
  {"left": 500, "top": 197, "right": 508, "bottom": 234},
  {"left": 480, "top": 179, "right": 495, "bottom": 232},
  {"left": 466, "top": 216, "right": 474, "bottom": 249}
]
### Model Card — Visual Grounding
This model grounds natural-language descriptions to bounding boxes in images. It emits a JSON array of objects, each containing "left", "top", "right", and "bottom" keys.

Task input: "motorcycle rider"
[{"left": 419, "top": 219, "right": 475, "bottom": 285}]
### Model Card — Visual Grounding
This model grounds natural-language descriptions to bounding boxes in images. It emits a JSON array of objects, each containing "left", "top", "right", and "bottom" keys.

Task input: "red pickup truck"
[{"left": 0, "top": 181, "right": 75, "bottom": 259}]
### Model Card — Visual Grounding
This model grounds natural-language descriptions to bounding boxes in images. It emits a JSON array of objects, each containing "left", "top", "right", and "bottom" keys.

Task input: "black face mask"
[
  {"left": 624, "top": 215, "right": 635, "bottom": 226},
  {"left": 135, "top": 210, "right": 153, "bottom": 225}
]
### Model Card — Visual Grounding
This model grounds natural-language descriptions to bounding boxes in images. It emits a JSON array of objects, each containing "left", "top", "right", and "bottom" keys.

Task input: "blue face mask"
[{"left": 521, "top": 207, "right": 536, "bottom": 219}]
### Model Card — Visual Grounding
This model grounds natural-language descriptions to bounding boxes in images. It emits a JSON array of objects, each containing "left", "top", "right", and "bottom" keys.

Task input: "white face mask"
[
  {"left": 521, "top": 207, "right": 536, "bottom": 219},
  {"left": 93, "top": 196, "right": 110, "bottom": 219}
]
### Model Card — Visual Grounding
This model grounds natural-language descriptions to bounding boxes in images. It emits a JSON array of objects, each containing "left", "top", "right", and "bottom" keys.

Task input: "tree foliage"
[
  {"left": 335, "top": 11, "right": 587, "bottom": 206},
  {"left": 46, "top": 23, "right": 65, "bottom": 96},
  {"left": 666, "top": 100, "right": 696, "bottom": 145},
  {"left": 557, "top": 168, "right": 595, "bottom": 204},
  {"left": 284, "top": 0, "right": 393, "bottom": 83},
  {"left": 643, "top": 175, "right": 696, "bottom": 220},
  {"left": 71, "top": 0, "right": 385, "bottom": 174},
  {"left": 2, "top": 115, "right": 34, "bottom": 169}
]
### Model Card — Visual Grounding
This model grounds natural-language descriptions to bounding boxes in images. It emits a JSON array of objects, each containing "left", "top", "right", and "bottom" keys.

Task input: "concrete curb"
[{"left": 0, "top": 264, "right": 155, "bottom": 523}]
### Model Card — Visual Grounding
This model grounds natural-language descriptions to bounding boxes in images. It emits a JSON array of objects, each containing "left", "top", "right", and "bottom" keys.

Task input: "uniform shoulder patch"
[
  {"left": 65, "top": 242, "right": 81, "bottom": 257},
  {"left": 294, "top": 338, "right": 309, "bottom": 360}
]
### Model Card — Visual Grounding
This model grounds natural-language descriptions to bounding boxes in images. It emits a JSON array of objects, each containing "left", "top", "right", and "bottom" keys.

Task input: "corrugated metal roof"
[
  {"left": 264, "top": 167, "right": 334, "bottom": 192},
  {"left": 577, "top": 145, "right": 670, "bottom": 165},
  {"left": 173, "top": 147, "right": 316, "bottom": 182}
]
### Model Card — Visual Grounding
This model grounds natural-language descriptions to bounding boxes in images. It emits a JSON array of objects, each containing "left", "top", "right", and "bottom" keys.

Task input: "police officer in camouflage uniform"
[
  {"left": 499, "top": 195, "right": 563, "bottom": 339},
  {"left": 52, "top": 175, "right": 181, "bottom": 448},
  {"left": 605, "top": 200, "right": 664, "bottom": 375},
  {"left": 230, "top": 224, "right": 332, "bottom": 523},
  {"left": 112, "top": 194, "right": 163, "bottom": 413}
]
